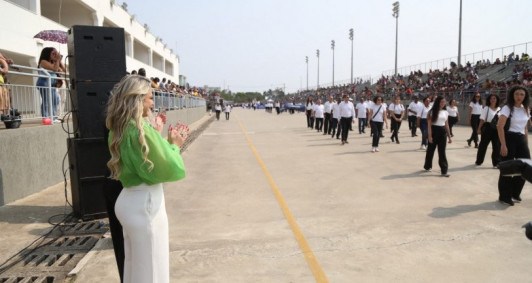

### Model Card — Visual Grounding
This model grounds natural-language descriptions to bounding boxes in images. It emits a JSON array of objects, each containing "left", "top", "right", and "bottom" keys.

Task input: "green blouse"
[{"left": 110, "top": 120, "right": 186, "bottom": 187}]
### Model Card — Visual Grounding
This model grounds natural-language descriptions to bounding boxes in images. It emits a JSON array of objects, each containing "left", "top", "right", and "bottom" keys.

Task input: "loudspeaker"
[
  {"left": 68, "top": 137, "right": 109, "bottom": 220},
  {"left": 70, "top": 81, "right": 114, "bottom": 138},
  {"left": 68, "top": 25, "right": 126, "bottom": 82}
]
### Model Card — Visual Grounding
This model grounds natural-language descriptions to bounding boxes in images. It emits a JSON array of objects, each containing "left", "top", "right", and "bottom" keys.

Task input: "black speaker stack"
[{"left": 67, "top": 25, "right": 126, "bottom": 220}]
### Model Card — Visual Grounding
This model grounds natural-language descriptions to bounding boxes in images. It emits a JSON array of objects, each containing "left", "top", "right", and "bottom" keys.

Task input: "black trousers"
[
  {"left": 391, "top": 114, "right": 402, "bottom": 142},
  {"left": 306, "top": 110, "right": 314, "bottom": 128},
  {"left": 331, "top": 118, "right": 340, "bottom": 138},
  {"left": 475, "top": 125, "right": 500, "bottom": 166},
  {"left": 448, "top": 116, "right": 458, "bottom": 136},
  {"left": 215, "top": 110, "right": 221, "bottom": 120},
  {"left": 324, "top": 113, "right": 331, "bottom": 134},
  {"left": 371, "top": 121, "right": 383, "bottom": 147},
  {"left": 225, "top": 112, "right": 230, "bottom": 120},
  {"left": 315, "top": 118, "right": 323, "bottom": 131},
  {"left": 358, "top": 117, "right": 367, "bottom": 134},
  {"left": 340, "top": 117, "right": 351, "bottom": 142},
  {"left": 424, "top": 125, "right": 448, "bottom": 174},
  {"left": 103, "top": 178, "right": 125, "bottom": 283},
  {"left": 420, "top": 118, "right": 428, "bottom": 146},
  {"left": 408, "top": 115, "right": 417, "bottom": 135},
  {"left": 498, "top": 132, "right": 531, "bottom": 201},
  {"left": 469, "top": 114, "right": 480, "bottom": 145}
]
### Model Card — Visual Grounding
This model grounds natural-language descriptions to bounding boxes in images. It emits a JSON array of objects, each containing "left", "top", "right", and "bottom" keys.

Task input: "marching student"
[
  {"left": 447, "top": 99, "right": 459, "bottom": 137},
  {"left": 339, "top": 94, "right": 355, "bottom": 145},
  {"left": 467, "top": 92, "right": 483, "bottom": 148},
  {"left": 369, "top": 95, "right": 387, "bottom": 152},
  {"left": 475, "top": 94, "right": 501, "bottom": 167},
  {"left": 407, "top": 95, "right": 422, "bottom": 137},
  {"left": 423, "top": 95, "right": 452, "bottom": 177},
  {"left": 388, "top": 96, "right": 405, "bottom": 144},
  {"left": 497, "top": 86, "right": 530, "bottom": 206},
  {"left": 417, "top": 96, "right": 432, "bottom": 150},
  {"left": 355, "top": 97, "right": 369, "bottom": 134}
]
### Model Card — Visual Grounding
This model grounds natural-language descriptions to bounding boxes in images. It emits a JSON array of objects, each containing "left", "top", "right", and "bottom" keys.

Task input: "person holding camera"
[{"left": 36, "top": 47, "right": 65, "bottom": 123}]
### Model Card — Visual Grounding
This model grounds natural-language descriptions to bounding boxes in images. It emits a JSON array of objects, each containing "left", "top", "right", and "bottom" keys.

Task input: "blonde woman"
[{"left": 106, "top": 75, "right": 186, "bottom": 283}]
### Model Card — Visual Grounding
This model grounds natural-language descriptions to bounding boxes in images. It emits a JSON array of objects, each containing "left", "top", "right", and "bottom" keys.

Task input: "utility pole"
[
  {"left": 305, "top": 56, "right": 309, "bottom": 90},
  {"left": 316, "top": 49, "right": 320, "bottom": 88},
  {"left": 458, "top": 0, "right": 463, "bottom": 67}
]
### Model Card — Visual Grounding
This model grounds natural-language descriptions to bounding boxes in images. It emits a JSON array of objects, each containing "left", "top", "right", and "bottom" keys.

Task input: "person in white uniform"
[
  {"left": 423, "top": 95, "right": 452, "bottom": 177},
  {"left": 475, "top": 94, "right": 501, "bottom": 166},
  {"left": 497, "top": 86, "right": 531, "bottom": 206},
  {"left": 467, "top": 93, "right": 483, "bottom": 148}
]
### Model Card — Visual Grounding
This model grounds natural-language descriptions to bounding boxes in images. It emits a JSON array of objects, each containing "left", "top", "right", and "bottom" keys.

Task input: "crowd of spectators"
[
  {"left": 289, "top": 52, "right": 532, "bottom": 104},
  {"left": 131, "top": 67, "right": 207, "bottom": 99}
]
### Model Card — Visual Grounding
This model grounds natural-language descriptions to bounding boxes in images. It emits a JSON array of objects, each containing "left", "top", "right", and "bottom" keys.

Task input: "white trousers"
[{"left": 115, "top": 183, "right": 169, "bottom": 283}]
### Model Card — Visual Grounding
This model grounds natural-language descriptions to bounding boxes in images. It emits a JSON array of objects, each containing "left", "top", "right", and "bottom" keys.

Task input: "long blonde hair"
[{"left": 106, "top": 75, "right": 153, "bottom": 179}]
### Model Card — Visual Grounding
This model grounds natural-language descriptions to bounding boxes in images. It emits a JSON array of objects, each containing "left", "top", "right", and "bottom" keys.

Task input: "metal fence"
[{"left": 3, "top": 64, "right": 205, "bottom": 122}]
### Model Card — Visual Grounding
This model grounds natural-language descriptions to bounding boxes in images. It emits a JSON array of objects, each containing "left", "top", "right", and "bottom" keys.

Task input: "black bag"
[{"left": 490, "top": 110, "right": 510, "bottom": 131}]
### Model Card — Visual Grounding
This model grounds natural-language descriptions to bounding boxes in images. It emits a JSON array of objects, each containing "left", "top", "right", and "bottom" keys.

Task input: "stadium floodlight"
[
  {"left": 349, "top": 28, "right": 354, "bottom": 84},
  {"left": 305, "top": 56, "right": 309, "bottom": 90},
  {"left": 316, "top": 49, "right": 320, "bottom": 88},
  {"left": 331, "top": 40, "right": 335, "bottom": 87},
  {"left": 392, "top": 1, "right": 400, "bottom": 76}
]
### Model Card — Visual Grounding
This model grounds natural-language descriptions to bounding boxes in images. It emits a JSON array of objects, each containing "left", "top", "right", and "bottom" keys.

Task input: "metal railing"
[{"left": 3, "top": 64, "right": 205, "bottom": 123}]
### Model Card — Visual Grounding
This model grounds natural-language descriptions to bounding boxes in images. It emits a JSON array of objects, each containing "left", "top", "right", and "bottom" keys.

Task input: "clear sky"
[{"left": 126, "top": 0, "right": 532, "bottom": 93}]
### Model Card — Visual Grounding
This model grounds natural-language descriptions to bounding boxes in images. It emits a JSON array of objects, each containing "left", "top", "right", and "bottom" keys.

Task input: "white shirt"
[
  {"left": 339, "top": 101, "right": 355, "bottom": 118},
  {"left": 408, "top": 101, "right": 422, "bottom": 116},
  {"left": 215, "top": 104, "right": 222, "bottom": 111},
  {"left": 447, "top": 106, "right": 459, "bottom": 117},
  {"left": 480, "top": 106, "right": 500, "bottom": 123},
  {"left": 323, "top": 101, "right": 333, "bottom": 114},
  {"left": 331, "top": 102, "right": 341, "bottom": 119},
  {"left": 469, "top": 102, "right": 483, "bottom": 115},
  {"left": 431, "top": 109, "right": 449, "bottom": 126},
  {"left": 417, "top": 105, "right": 431, "bottom": 119},
  {"left": 370, "top": 103, "right": 386, "bottom": 122},
  {"left": 306, "top": 102, "right": 314, "bottom": 110},
  {"left": 355, "top": 102, "right": 368, "bottom": 118},
  {"left": 500, "top": 105, "right": 530, "bottom": 134},
  {"left": 313, "top": 104, "right": 325, "bottom": 119},
  {"left": 224, "top": 105, "right": 231, "bottom": 113},
  {"left": 388, "top": 103, "right": 405, "bottom": 115}
]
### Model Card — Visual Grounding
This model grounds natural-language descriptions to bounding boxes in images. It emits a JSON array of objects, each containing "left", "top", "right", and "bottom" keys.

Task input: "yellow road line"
[{"left": 237, "top": 118, "right": 329, "bottom": 283}]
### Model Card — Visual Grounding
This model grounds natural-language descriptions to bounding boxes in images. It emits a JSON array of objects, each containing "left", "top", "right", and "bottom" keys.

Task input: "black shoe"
[
  {"left": 513, "top": 196, "right": 522, "bottom": 202},
  {"left": 475, "top": 162, "right": 482, "bottom": 166},
  {"left": 467, "top": 139, "right": 472, "bottom": 147},
  {"left": 380, "top": 134, "right": 385, "bottom": 138},
  {"left": 396, "top": 140, "right": 400, "bottom": 144},
  {"left": 441, "top": 173, "right": 450, "bottom": 177},
  {"left": 499, "top": 198, "right": 515, "bottom": 206}
]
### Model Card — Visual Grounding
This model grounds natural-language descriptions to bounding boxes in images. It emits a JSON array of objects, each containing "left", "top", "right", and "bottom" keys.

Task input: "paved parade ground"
[{"left": 2, "top": 107, "right": 532, "bottom": 282}]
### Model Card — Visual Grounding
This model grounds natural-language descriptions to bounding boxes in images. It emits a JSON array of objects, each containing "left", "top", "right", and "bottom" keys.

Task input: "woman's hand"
[
  {"left": 500, "top": 144, "right": 508, "bottom": 157},
  {"left": 168, "top": 122, "right": 189, "bottom": 148}
]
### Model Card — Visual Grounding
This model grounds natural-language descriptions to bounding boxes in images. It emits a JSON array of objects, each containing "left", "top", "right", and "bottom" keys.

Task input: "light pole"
[
  {"left": 316, "top": 49, "right": 320, "bottom": 88},
  {"left": 392, "top": 1, "right": 400, "bottom": 77},
  {"left": 458, "top": 0, "right": 463, "bottom": 67},
  {"left": 305, "top": 56, "right": 309, "bottom": 90},
  {"left": 349, "top": 28, "right": 354, "bottom": 84},
  {"left": 331, "top": 40, "right": 335, "bottom": 87}
]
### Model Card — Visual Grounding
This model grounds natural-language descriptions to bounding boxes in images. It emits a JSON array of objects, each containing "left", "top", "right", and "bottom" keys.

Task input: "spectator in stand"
[
  {"left": 424, "top": 95, "right": 452, "bottom": 177},
  {"left": 36, "top": 47, "right": 65, "bottom": 123},
  {"left": 355, "top": 97, "right": 368, "bottom": 134},
  {"left": 407, "top": 96, "right": 421, "bottom": 137},
  {"left": 475, "top": 94, "right": 501, "bottom": 167},
  {"left": 497, "top": 86, "right": 530, "bottom": 206},
  {"left": 467, "top": 92, "right": 483, "bottom": 148},
  {"left": 0, "top": 55, "right": 10, "bottom": 116},
  {"left": 388, "top": 96, "right": 405, "bottom": 144},
  {"left": 447, "top": 99, "right": 459, "bottom": 137},
  {"left": 159, "top": 78, "right": 167, "bottom": 91},
  {"left": 138, "top": 68, "right": 146, "bottom": 77},
  {"left": 131, "top": 70, "right": 137, "bottom": 75}
]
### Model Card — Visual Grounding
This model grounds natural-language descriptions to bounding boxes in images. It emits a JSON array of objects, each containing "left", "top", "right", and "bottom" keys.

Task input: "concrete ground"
[{"left": 1, "top": 107, "right": 531, "bottom": 282}]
